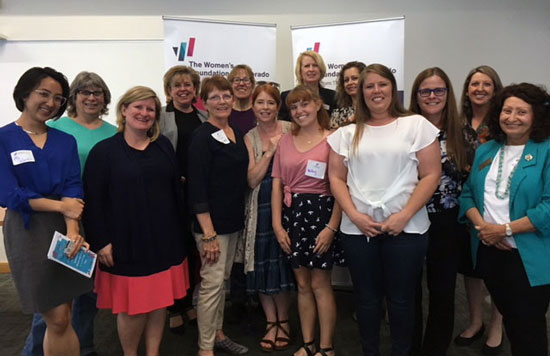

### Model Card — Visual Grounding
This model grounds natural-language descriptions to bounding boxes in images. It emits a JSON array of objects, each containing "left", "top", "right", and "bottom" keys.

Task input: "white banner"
[
  {"left": 163, "top": 17, "right": 277, "bottom": 82},
  {"left": 291, "top": 17, "right": 404, "bottom": 98}
]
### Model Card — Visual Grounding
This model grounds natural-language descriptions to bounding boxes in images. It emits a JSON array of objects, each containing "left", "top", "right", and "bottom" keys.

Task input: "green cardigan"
[{"left": 458, "top": 139, "right": 550, "bottom": 287}]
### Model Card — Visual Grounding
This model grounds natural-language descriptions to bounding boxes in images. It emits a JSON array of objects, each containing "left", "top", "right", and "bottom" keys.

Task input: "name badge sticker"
[
  {"left": 305, "top": 160, "right": 327, "bottom": 179},
  {"left": 211, "top": 129, "right": 230, "bottom": 144},
  {"left": 11, "top": 150, "right": 35, "bottom": 166}
]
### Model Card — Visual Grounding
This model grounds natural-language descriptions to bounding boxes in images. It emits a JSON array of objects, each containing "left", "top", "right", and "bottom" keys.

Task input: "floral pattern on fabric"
[
  {"left": 330, "top": 106, "right": 355, "bottom": 129},
  {"left": 283, "top": 193, "right": 344, "bottom": 269},
  {"left": 427, "top": 128, "right": 477, "bottom": 214}
]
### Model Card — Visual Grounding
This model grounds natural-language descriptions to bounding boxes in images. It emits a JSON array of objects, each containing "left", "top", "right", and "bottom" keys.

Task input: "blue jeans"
[
  {"left": 22, "top": 291, "right": 98, "bottom": 356},
  {"left": 340, "top": 232, "right": 428, "bottom": 356}
]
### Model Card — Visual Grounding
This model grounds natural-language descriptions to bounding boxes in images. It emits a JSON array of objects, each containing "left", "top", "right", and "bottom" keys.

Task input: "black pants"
[
  {"left": 412, "top": 211, "right": 463, "bottom": 356},
  {"left": 341, "top": 232, "right": 428, "bottom": 356},
  {"left": 478, "top": 244, "right": 550, "bottom": 356}
]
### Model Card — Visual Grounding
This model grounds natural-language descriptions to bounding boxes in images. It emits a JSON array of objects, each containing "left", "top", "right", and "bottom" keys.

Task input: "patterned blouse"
[
  {"left": 427, "top": 127, "right": 477, "bottom": 214},
  {"left": 330, "top": 106, "right": 355, "bottom": 129}
]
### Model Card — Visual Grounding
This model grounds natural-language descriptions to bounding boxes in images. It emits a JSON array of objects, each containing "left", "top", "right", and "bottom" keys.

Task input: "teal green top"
[
  {"left": 458, "top": 139, "right": 550, "bottom": 287},
  {"left": 47, "top": 117, "right": 117, "bottom": 176}
]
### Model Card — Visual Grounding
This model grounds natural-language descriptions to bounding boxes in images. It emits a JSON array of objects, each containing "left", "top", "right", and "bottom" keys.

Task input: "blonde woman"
[
  {"left": 279, "top": 51, "right": 336, "bottom": 122},
  {"left": 83, "top": 86, "right": 190, "bottom": 356}
]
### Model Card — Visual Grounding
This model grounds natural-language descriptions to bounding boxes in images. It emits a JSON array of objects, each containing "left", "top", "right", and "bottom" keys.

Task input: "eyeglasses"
[
  {"left": 207, "top": 94, "right": 233, "bottom": 103},
  {"left": 33, "top": 89, "right": 67, "bottom": 106},
  {"left": 79, "top": 89, "right": 104, "bottom": 98},
  {"left": 256, "top": 81, "right": 281, "bottom": 89},
  {"left": 232, "top": 77, "right": 251, "bottom": 84},
  {"left": 418, "top": 88, "right": 449, "bottom": 97}
]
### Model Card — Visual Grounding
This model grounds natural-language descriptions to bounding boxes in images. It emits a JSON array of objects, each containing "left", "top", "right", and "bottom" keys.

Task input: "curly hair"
[{"left": 487, "top": 83, "right": 550, "bottom": 143}]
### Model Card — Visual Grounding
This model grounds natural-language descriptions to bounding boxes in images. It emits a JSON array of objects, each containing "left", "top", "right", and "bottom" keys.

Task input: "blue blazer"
[{"left": 458, "top": 139, "right": 550, "bottom": 287}]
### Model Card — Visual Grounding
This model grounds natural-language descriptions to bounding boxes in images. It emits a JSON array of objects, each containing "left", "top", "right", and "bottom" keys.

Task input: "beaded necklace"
[{"left": 495, "top": 146, "right": 520, "bottom": 200}]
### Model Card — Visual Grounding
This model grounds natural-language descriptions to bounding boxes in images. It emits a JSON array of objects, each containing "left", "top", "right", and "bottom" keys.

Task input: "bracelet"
[
  {"left": 325, "top": 224, "right": 338, "bottom": 233},
  {"left": 201, "top": 234, "right": 217, "bottom": 242}
]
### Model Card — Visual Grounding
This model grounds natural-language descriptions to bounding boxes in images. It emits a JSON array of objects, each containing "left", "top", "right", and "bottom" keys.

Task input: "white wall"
[
  {"left": 1, "top": 0, "right": 549, "bottom": 91},
  {"left": 1, "top": 0, "right": 549, "bottom": 262}
]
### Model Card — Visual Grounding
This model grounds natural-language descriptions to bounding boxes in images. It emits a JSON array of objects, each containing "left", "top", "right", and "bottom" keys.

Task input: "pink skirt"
[{"left": 95, "top": 259, "right": 190, "bottom": 315}]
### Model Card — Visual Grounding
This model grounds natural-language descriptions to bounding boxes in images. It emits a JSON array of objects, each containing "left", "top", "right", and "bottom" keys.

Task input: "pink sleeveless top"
[{"left": 272, "top": 133, "right": 332, "bottom": 207}]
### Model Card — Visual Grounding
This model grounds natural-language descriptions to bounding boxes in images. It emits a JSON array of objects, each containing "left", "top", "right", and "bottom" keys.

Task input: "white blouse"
[
  {"left": 327, "top": 114, "right": 439, "bottom": 235},
  {"left": 484, "top": 144, "right": 525, "bottom": 248}
]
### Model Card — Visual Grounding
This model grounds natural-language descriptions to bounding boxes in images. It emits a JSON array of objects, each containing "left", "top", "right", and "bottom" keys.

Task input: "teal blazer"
[{"left": 458, "top": 139, "right": 550, "bottom": 287}]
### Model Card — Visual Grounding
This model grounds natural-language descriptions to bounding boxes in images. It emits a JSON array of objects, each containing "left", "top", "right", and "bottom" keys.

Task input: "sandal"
[
  {"left": 260, "top": 321, "right": 278, "bottom": 352},
  {"left": 275, "top": 320, "right": 291, "bottom": 351},
  {"left": 168, "top": 311, "right": 185, "bottom": 335},
  {"left": 293, "top": 340, "right": 315, "bottom": 356},
  {"left": 315, "top": 347, "right": 335, "bottom": 356}
]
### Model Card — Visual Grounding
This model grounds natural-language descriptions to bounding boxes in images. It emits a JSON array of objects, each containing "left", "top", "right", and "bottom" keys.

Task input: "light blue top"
[
  {"left": 48, "top": 117, "right": 117, "bottom": 176},
  {"left": 458, "top": 139, "right": 550, "bottom": 287}
]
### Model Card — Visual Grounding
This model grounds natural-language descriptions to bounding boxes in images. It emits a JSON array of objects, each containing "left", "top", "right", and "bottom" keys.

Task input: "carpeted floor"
[{"left": 2, "top": 272, "right": 548, "bottom": 356}]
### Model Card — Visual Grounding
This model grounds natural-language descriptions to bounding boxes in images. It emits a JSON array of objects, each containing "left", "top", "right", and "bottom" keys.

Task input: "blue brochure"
[{"left": 47, "top": 231, "right": 97, "bottom": 278}]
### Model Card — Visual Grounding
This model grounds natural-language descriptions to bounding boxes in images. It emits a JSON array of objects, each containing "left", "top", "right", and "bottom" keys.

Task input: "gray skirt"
[{"left": 4, "top": 209, "right": 93, "bottom": 314}]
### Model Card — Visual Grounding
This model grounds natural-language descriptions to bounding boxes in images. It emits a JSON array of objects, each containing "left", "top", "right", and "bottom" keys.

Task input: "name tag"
[
  {"left": 211, "top": 129, "right": 230, "bottom": 144},
  {"left": 11, "top": 150, "right": 35, "bottom": 166},
  {"left": 305, "top": 160, "right": 327, "bottom": 179}
]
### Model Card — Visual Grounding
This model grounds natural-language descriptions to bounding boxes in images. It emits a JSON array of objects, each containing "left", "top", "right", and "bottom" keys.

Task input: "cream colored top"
[{"left": 327, "top": 114, "right": 439, "bottom": 235}]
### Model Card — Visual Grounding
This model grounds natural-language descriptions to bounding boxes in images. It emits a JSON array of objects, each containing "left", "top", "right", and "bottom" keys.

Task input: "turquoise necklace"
[{"left": 495, "top": 146, "right": 520, "bottom": 200}]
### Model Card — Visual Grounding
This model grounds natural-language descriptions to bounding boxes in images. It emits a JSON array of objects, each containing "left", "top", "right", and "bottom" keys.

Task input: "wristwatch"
[{"left": 505, "top": 223, "right": 513, "bottom": 237}]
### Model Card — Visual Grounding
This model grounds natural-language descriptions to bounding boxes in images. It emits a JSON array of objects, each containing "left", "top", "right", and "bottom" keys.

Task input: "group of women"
[{"left": 1, "top": 48, "right": 549, "bottom": 356}]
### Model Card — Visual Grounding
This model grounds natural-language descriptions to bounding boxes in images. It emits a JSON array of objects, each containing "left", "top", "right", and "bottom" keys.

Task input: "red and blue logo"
[
  {"left": 306, "top": 42, "right": 320, "bottom": 53},
  {"left": 172, "top": 37, "right": 196, "bottom": 61}
]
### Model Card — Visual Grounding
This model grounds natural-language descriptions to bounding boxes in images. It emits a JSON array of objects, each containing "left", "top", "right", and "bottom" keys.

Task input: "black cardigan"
[
  {"left": 83, "top": 133, "right": 186, "bottom": 276},
  {"left": 187, "top": 122, "right": 249, "bottom": 235}
]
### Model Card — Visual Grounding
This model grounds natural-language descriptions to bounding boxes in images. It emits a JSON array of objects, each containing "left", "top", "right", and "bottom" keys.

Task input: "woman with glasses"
[
  {"left": 330, "top": 61, "right": 366, "bottom": 129},
  {"left": 228, "top": 64, "right": 257, "bottom": 135},
  {"left": 0, "top": 67, "right": 91, "bottom": 356},
  {"left": 409, "top": 67, "right": 476, "bottom": 356},
  {"left": 188, "top": 75, "right": 249, "bottom": 356},
  {"left": 160, "top": 65, "right": 207, "bottom": 334},
  {"left": 328, "top": 64, "right": 441, "bottom": 356},
  {"left": 455, "top": 65, "right": 505, "bottom": 355},
  {"left": 279, "top": 51, "right": 336, "bottom": 122},
  {"left": 22, "top": 71, "right": 117, "bottom": 356}
]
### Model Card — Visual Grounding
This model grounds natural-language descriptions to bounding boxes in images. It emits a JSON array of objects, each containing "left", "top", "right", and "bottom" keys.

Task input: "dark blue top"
[
  {"left": 187, "top": 122, "right": 249, "bottom": 234},
  {"left": 0, "top": 122, "right": 83, "bottom": 228},
  {"left": 83, "top": 133, "right": 186, "bottom": 276}
]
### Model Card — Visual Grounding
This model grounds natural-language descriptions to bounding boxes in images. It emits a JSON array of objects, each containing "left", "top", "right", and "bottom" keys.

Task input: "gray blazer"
[{"left": 159, "top": 104, "right": 208, "bottom": 150}]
